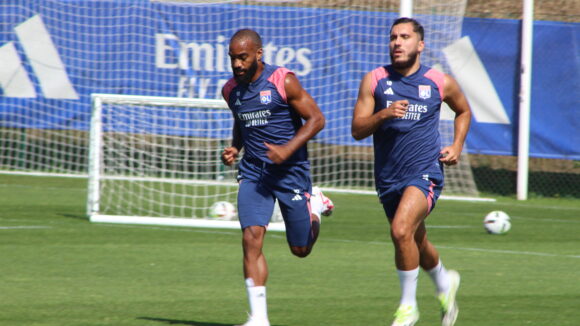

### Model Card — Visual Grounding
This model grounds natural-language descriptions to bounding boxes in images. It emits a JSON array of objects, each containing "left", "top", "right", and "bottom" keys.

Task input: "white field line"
[
  {"left": 96, "top": 223, "right": 580, "bottom": 259},
  {"left": 2, "top": 219, "right": 576, "bottom": 258},
  {"left": 489, "top": 202, "right": 580, "bottom": 211},
  {"left": 0, "top": 183, "right": 85, "bottom": 192},
  {"left": 321, "top": 237, "right": 580, "bottom": 259},
  {"left": 436, "top": 245, "right": 580, "bottom": 259},
  {"left": 510, "top": 216, "right": 580, "bottom": 223},
  {"left": 0, "top": 225, "right": 51, "bottom": 230}
]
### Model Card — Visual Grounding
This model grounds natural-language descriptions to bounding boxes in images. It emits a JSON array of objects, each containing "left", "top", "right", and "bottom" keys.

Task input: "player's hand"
[
  {"left": 264, "top": 142, "right": 291, "bottom": 164},
  {"left": 439, "top": 145, "right": 462, "bottom": 166},
  {"left": 221, "top": 146, "right": 239, "bottom": 166},
  {"left": 384, "top": 100, "right": 409, "bottom": 119}
]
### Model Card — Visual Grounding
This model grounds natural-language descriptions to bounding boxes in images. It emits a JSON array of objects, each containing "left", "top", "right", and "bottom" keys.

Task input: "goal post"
[{"left": 87, "top": 93, "right": 286, "bottom": 231}]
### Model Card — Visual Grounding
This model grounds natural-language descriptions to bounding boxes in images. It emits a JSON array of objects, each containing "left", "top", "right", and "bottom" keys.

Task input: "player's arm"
[
  {"left": 351, "top": 72, "right": 408, "bottom": 140},
  {"left": 439, "top": 73, "right": 472, "bottom": 166},
  {"left": 222, "top": 120, "right": 242, "bottom": 166},
  {"left": 221, "top": 86, "right": 243, "bottom": 166},
  {"left": 264, "top": 73, "right": 325, "bottom": 164}
]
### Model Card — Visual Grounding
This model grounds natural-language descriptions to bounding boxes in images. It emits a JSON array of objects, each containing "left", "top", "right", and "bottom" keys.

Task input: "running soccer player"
[
  {"left": 221, "top": 29, "right": 334, "bottom": 326},
  {"left": 351, "top": 18, "right": 472, "bottom": 326}
]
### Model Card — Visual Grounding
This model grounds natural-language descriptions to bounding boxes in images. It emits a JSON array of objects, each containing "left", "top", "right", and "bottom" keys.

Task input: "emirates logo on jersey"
[
  {"left": 260, "top": 90, "right": 272, "bottom": 104},
  {"left": 418, "top": 85, "right": 431, "bottom": 99}
]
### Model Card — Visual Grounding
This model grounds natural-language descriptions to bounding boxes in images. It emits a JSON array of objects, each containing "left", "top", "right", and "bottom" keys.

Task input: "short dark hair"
[
  {"left": 391, "top": 17, "right": 424, "bottom": 41},
  {"left": 230, "top": 29, "right": 263, "bottom": 48}
]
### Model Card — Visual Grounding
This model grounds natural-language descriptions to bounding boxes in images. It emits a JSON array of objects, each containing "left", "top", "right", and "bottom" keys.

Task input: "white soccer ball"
[
  {"left": 208, "top": 201, "right": 237, "bottom": 220},
  {"left": 483, "top": 210, "right": 511, "bottom": 235}
]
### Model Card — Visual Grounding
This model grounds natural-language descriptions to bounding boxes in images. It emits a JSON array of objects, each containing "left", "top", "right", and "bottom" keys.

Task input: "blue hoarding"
[{"left": 0, "top": 1, "right": 578, "bottom": 159}]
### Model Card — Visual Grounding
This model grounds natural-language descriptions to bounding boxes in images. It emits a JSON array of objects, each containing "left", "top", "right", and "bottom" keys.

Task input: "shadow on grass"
[
  {"left": 138, "top": 317, "right": 232, "bottom": 326},
  {"left": 138, "top": 316, "right": 287, "bottom": 326},
  {"left": 60, "top": 213, "right": 88, "bottom": 221}
]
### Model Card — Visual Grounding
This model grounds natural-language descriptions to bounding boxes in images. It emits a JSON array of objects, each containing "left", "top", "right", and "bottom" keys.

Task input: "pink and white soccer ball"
[
  {"left": 483, "top": 210, "right": 511, "bottom": 235},
  {"left": 208, "top": 201, "right": 237, "bottom": 220}
]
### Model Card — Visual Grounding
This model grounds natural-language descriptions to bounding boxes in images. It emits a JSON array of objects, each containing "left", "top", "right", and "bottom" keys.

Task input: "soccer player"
[
  {"left": 221, "top": 29, "right": 334, "bottom": 326},
  {"left": 351, "top": 18, "right": 471, "bottom": 326}
]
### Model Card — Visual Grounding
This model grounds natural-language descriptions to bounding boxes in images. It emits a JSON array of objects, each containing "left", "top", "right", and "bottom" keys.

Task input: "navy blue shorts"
[
  {"left": 378, "top": 172, "right": 444, "bottom": 219},
  {"left": 237, "top": 158, "right": 314, "bottom": 247}
]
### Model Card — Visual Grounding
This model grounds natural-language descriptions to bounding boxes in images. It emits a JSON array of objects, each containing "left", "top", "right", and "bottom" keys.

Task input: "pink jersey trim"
[
  {"left": 427, "top": 181, "right": 435, "bottom": 213},
  {"left": 221, "top": 78, "right": 238, "bottom": 103},
  {"left": 305, "top": 191, "right": 313, "bottom": 220},
  {"left": 267, "top": 67, "right": 294, "bottom": 103},
  {"left": 370, "top": 66, "right": 389, "bottom": 95},
  {"left": 424, "top": 68, "right": 445, "bottom": 100}
]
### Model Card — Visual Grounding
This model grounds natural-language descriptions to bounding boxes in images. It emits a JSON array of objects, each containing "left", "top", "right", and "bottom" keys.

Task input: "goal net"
[
  {"left": 2, "top": 0, "right": 479, "bottom": 228},
  {"left": 88, "top": 94, "right": 286, "bottom": 230}
]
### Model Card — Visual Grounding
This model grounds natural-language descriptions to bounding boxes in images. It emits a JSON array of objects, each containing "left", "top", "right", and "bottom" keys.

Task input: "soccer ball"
[
  {"left": 483, "top": 210, "right": 511, "bottom": 235},
  {"left": 208, "top": 201, "right": 237, "bottom": 220}
]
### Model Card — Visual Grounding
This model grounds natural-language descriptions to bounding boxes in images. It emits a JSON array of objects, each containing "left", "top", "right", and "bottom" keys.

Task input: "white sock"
[
  {"left": 246, "top": 278, "right": 268, "bottom": 320},
  {"left": 427, "top": 260, "right": 450, "bottom": 295},
  {"left": 397, "top": 267, "right": 419, "bottom": 307},
  {"left": 310, "top": 188, "right": 323, "bottom": 219}
]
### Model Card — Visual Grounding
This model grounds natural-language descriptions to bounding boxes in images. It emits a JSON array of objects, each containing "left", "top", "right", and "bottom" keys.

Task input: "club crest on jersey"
[
  {"left": 418, "top": 85, "right": 431, "bottom": 99},
  {"left": 260, "top": 90, "right": 272, "bottom": 104}
]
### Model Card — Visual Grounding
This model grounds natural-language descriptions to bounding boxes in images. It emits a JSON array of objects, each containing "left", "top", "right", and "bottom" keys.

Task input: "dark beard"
[
  {"left": 234, "top": 59, "right": 259, "bottom": 84},
  {"left": 390, "top": 50, "right": 419, "bottom": 70}
]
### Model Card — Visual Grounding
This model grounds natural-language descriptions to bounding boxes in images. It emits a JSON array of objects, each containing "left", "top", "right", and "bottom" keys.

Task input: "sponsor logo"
[
  {"left": 384, "top": 87, "right": 394, "bottom": 95},
  {"left": 0, "top": 15, "right": 78, "bottom": 99},
  {"left": 237, "top": 109, "right": 271, "bottom": 127},
  {"left": 385, "top": 100, "right": 428, "bottom": 121},
  {"left": 156, "top": 33, "right": 313, "bottom": 98},
  {"left": 418, "top": 85, "right": 431, "bottom": 99},
  {"left": 156, "top": 34, "right": 313, "bottom": 76},
  {"left": 235, "top": 98, "right": 242, "bottom": 106}
]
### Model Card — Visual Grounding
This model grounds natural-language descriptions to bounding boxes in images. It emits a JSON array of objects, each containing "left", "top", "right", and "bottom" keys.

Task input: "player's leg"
[
  {"left": 237, "top": 180, "right": 276, "bottom": 326},
  {"left": 269, "top": 164, "right": 322, "bottom": 257},
  {"left": 416, "top": 222, "right": 450, "bottom": 295},
  {"left": 275, "top": 187, "right": 319, "bottom": 258},
  {"left": 415, "top": 222, "right": 439, "bottom": 270},
  {"left": 242, "top": 225, "right": 268, "bottom": 285},
  {"left": 288, "top": 186, "right": 334, "bottom": 257},
  {"left": 411, "top": 176, "right": 461, "bottom": 326},
  {"left": 416, "top": 221, "right": 461, "bottom": 326},
  {"left": 239, "top": 226, "right": 269, "bottom": 326},
  {"left": 387, "top": 186, "right": 429, "bottom": 326},
  {"left": 390, "top": 186, "right": 429, "bottom": 270}
]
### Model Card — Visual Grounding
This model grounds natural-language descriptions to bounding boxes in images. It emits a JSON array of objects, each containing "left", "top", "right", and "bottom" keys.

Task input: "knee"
[
  {"left": 242, "top": 227, "right": 265, "bottom": 250},
  {"left": 290, "top": 246, "right": 311, "bottom": 258},
  {"left": 390, "top": 224, "right": 415, "bottom": 244}
]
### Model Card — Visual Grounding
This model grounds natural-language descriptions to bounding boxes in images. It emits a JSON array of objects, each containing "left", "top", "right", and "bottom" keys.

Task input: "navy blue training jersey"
[
  {"left": 371, "top": 64, "right": 446, "bottom": 188},
  {"left": 222, "top": 63, "right": 307, "bottom": 164}
]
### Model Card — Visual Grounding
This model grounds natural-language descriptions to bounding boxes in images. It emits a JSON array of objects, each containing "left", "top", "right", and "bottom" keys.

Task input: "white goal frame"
[{"left": 87, "top": 93, "right": 286, "bottom": 231}]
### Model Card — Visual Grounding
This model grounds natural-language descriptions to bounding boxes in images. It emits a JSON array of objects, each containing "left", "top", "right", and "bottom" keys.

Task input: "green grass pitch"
[{"left": 0, "top": 175, "right": 578, "bottom": 326}]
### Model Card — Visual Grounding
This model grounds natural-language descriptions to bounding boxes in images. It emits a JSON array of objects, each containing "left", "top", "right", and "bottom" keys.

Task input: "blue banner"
[
  {"left": 0, "top": 1, "right": 578, "bottom": 159},
  {"left": 461, "top": 18, "right": 580, "bottom": 159}
]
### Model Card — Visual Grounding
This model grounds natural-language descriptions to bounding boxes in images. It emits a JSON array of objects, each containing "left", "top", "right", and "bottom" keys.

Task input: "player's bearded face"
[
  {"left": 233, "top": 57, "right": 259, "bottom": 84},
  {"left": 389, "top": 46, "right": 420, "bottom": 70},
  {"left": 389, "top": 23, "right": 423, "bottom": 70},
  {"left": 229, "top": 39, "right": 262, "bottom": 84}
]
